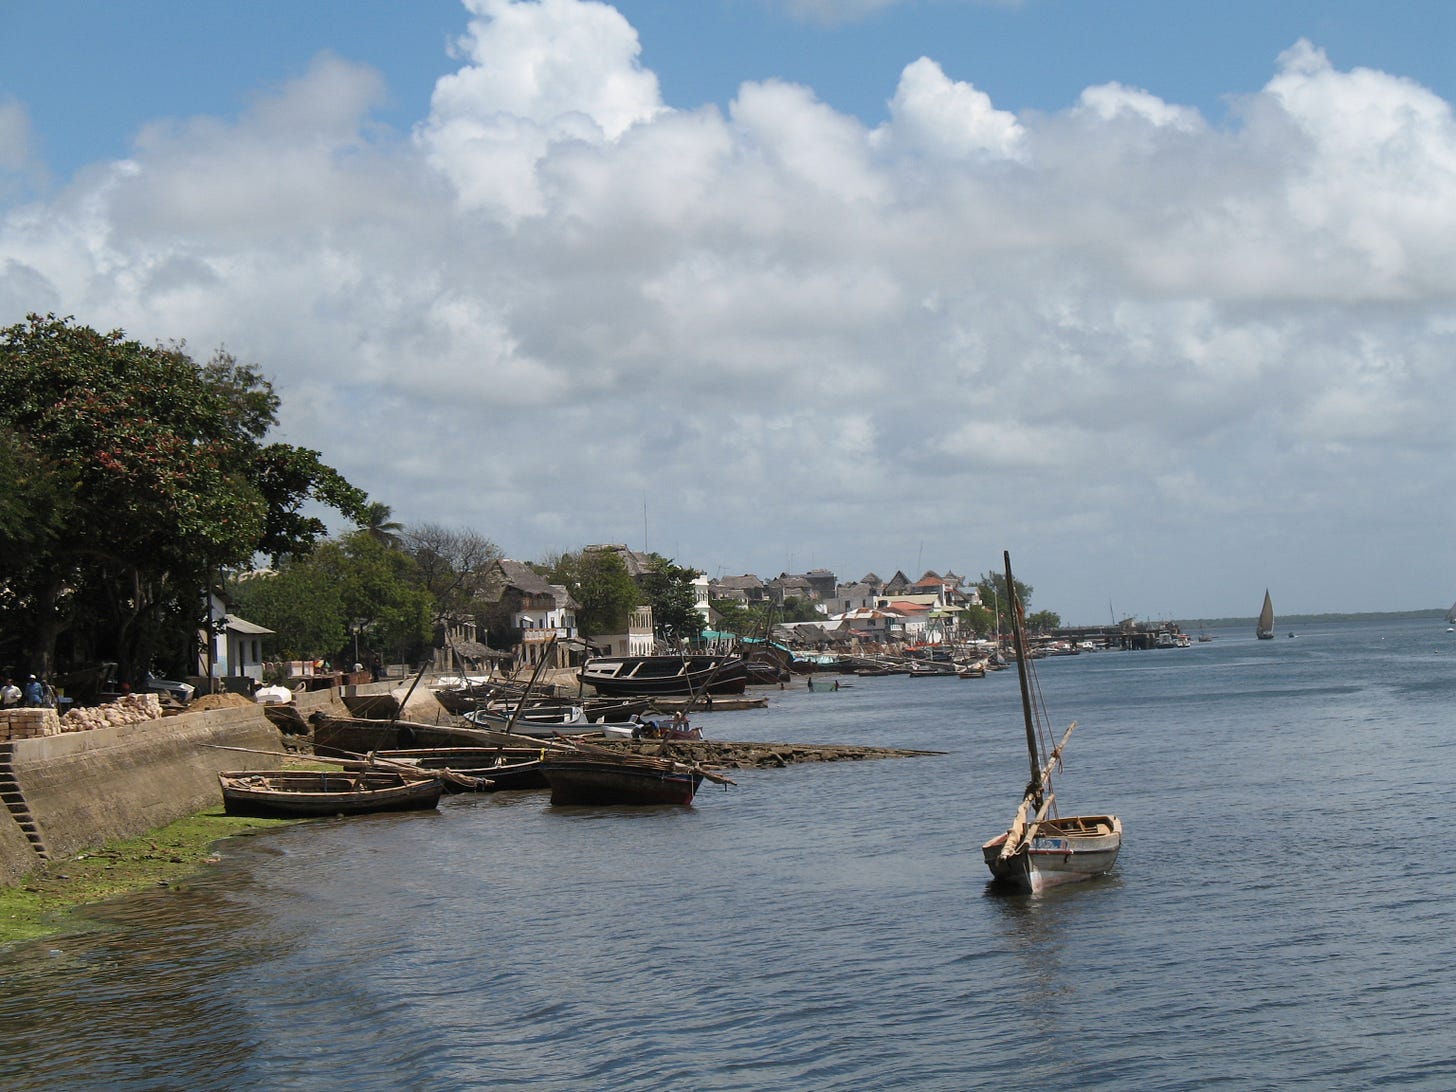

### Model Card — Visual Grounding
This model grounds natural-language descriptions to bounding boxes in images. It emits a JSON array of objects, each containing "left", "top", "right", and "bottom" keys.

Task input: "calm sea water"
[{"left": 5, "top": 617, "right": 1456, "bottom": 1090}]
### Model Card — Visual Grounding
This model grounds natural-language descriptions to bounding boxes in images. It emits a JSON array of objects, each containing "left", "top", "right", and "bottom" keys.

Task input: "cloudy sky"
[{"left": 4, "top": 0, "right": 1455, "bottom": 622}]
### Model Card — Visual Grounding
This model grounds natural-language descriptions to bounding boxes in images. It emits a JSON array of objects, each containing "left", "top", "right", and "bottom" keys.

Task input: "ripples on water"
[{"left": 5, "top": 618, "right": 1456, "bottom": 1089}]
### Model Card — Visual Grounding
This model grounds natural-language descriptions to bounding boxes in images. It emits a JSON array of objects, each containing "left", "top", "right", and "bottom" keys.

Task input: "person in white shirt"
[{"left": 1, "top": 678, "right": 22, "bottom": 707}]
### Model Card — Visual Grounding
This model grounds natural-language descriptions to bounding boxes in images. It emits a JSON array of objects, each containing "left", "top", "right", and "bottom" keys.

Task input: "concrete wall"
[
  {"left": 0, "top": 703, "right": 285, "bottom": 885},
  {"left": 0, "top": 815, "right": 33, "bottom": 887}
]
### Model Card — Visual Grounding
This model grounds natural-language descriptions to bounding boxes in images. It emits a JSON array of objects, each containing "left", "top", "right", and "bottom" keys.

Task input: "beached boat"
[
  {"left": 981, "top": 551, "right": 1122, "bottom": 892},
  {"left": 309, "top": 713, "right": 584, "bottom": 756},
  {"left": 218, "top": 769, "right": 443, "bottom": 818},
  {"left": 540, "top": 755, "right": 706, "bottom": 806},
  {"left": 1257, "top": 590, "right": 1276, "bottom": 640},
  {"left": 371, "top": 747, "right": 552, "bottom": 791},
  {"left": 461, "top": 706, "right": 645, "bottom": 738},
  {"left": 578, "top": 654, "right": 748, "bottom": 697}
]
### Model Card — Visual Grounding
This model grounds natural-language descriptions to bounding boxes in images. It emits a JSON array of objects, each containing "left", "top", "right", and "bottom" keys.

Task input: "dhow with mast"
[{"left": 981, "top": 551, "right": 1122, "bottom": 892}]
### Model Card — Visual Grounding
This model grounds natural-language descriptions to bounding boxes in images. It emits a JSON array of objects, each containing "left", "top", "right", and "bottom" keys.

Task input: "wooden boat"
[
  {"left": 371, "top": 747, "right": 552, "bottom": 791},
  {"left": 1257, "top": 590, "right": 1276, "bottom": 640},
  {"left": 578, "top": 654, "right": 748, "bottom": 697},
  {"left": 310, "top": 713, "right": 580, "bottom": 755},
  {"left": 540, "top": 755, "right": 706, "bottom": 806},
  {"left": 218, "top": 769, "right": 443, "bottom": 817},
  {"left": 907, "top": 660, "right": 957, "bottom": 677},
  {"left": 981, "top": 551, "right": 1122, "bottom": 892}
]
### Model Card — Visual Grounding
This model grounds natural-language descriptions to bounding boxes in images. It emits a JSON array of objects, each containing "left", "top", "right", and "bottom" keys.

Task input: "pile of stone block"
[
  {"left": 58, "top": 692, "right": 163, "bottom": 733},
  {"left": 0, "top": 707, "right": 62, "bottom": 741}
]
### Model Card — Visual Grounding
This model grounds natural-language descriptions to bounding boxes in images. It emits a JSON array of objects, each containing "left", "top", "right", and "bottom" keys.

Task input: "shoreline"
[
  {"left": 0, "top": 807, "right": 297, "bottom": 951},
  {"left": 0, "top": 734, "right": 940, "bottom": 950}
]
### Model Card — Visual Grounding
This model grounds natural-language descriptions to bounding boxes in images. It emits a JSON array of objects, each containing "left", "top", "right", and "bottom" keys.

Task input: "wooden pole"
[{"left": 1004, "top": 551, "right": 1041, "bottom": 797}]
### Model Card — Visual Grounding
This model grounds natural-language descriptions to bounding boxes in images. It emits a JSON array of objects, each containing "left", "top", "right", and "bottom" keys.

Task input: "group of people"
[{"left": 1, "top": 674, "right": 53, "bottom": 708}]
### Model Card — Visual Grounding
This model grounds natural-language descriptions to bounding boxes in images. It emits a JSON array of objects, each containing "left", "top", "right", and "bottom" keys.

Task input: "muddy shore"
[{"left": 585, "top": 737, "right": 944, "bottom": 768}]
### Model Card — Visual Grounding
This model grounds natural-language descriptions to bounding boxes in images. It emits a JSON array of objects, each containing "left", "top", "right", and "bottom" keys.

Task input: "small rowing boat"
[{"left": 218, "top": 770, "right": 443, "bottom": 818}]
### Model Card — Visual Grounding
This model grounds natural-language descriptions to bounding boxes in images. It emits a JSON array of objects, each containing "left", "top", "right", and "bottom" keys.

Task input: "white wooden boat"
[{"left": 981, "top": 551, "right": 1122, "bottom": 892}]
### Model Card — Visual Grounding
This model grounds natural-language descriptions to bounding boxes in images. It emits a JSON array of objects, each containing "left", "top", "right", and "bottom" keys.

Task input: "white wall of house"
[
  {"left": 592, "top": 606, "right": 655, "bottom": 657},
  {"left": 199, "top": 592, "right": 272, "bottom": 683},
  {"left": 514, "top": 605, "right": 577, "bottom": 665}
]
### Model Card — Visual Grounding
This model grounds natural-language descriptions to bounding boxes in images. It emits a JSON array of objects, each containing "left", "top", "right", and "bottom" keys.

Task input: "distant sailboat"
[
  {"left": 1256, "top": 590, "right": 1275, "bottom": 640},
  {"left": 1446, "top": 600, "right": 1456, "bottom": 625}
]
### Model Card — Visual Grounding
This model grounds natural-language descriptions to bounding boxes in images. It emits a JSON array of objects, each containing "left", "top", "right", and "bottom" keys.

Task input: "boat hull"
[
  {"left": 981, "top": 816, "right": 1122, "bottom": 892},
  {"left": 541, "top": 758, "right": 703, "bottom": 806},
  {"left": 578, "top": 655, "right": 748, "bottom": 697},
  {"left": 219, "top": 770, "right": 443, "bottom": 818}
]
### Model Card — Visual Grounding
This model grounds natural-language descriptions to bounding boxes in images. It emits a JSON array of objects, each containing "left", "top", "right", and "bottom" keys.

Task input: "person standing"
[
  {"left": 23, "top": 675, "right": 43, "bottom": 706},
  {"left": 1, "top": 678, "right": 20, "bottom": 707}
]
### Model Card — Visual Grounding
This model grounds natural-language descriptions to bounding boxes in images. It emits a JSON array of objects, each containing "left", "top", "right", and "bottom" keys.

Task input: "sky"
[{"left": 3, "top": 0, "right": 1456, "bottom": 623}]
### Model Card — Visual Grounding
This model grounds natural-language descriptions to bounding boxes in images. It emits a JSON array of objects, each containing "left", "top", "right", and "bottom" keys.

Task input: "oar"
[
  {"left": 201, "top": 743, "right": 457, "bottom": 784},
  {"left": 200, "top": 745, "right": 495, "bottom": 797}
]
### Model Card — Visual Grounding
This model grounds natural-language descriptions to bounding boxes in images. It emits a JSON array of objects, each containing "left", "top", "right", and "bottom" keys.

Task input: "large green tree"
[
  {"left": 708, "top": 598, "right": 770, "bottom": 639},
  {"left": 548, "top": 548, "right": 640, "bottom": 639},
  {"left": 228, "top": 533, "right": 435, "bottom": 666},
  {"left": 313, "top": 533, "right": 435, "bottom": 666},
  {"left": 975, "top": 571, "right": 1034, "bottom": 620},
  {"left": 226, "top": 565, "right": 349, "bottom": 663},
  {"left": 637, "top": 554, "right": 704, "bottom": 645},
  {"left": 0, "top": 314, "right": 367, "bottom": 682}
]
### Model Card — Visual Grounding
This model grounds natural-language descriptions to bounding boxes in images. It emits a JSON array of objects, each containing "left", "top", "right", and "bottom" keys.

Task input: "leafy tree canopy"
[
  {"left": 226, "top": 564, "right": 349, "bottom": 663},
  {"left": 975, "top": 571, "right": 1033, "bottom": 618},
  {"left": 638, "top": 554, "right": 705, "bottom": 645},
  {"left": 548, "top": 548, "right": 639, "bottom": 638},
  {"left": 709, "top": 598, "right": 768, "bottom": 639},
  {"left": 778, "top": 595, "right": 821, "bottom": 624},
  {"left": 314, "top": 533, "right": 435, "bottom": 663},
  {"left": 0, "top": 314, "right": 367, "bottom": 680},
  {"left": 1025, "top": 610, "right": 1062, "bottom": 633}
]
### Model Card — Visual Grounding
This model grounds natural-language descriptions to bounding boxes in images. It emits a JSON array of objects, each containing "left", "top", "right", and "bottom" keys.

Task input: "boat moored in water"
[{"left": 980, "top": 550, "right": 1122, "bottom": 893}]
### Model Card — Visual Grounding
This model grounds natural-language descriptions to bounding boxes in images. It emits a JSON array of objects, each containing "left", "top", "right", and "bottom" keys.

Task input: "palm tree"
[{"left": 357, "top": 501, "right": 404, "bottom": 548}]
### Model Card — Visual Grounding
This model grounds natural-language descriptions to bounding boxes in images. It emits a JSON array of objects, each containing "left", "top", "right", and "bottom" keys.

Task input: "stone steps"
[{"left": 0, "top": 742, "right": 49, "bottom": 860}]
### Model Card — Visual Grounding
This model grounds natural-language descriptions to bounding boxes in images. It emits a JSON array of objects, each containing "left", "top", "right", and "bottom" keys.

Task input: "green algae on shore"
[{"left": 0, "top": 809, "right": 296, "bottom": 948}]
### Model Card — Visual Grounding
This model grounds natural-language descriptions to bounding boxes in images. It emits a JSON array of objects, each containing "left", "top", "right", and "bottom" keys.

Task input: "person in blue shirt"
[{"left": 23, "top": 675, "right": 43, "bottom": 706}]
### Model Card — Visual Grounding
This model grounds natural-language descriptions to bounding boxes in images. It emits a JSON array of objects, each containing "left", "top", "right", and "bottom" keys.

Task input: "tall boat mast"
[
  {"left": 981, "top": 551, "right": 1121, "bottom": 891},
  {"left": 1005, "top": 551, "right": 1041, "bottom": 799}
]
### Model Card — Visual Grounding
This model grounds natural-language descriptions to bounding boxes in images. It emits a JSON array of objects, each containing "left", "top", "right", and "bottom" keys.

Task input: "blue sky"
[
  {"left": 9, "top": 1, "right": 1454, "bottom": 182},
  {"left": 4, "top": 0, "right": 1456, "bottom": 621}
]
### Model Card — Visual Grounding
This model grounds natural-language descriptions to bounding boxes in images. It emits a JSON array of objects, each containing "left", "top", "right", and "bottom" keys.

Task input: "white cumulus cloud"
[{"left": 3, "top": 1, "right": 1455, "bottom": 617}]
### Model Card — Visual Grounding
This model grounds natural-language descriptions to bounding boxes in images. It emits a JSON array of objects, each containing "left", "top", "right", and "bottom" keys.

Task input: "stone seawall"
[{"left": 0, "top": 703, "right": 284, "bottom": 886}]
